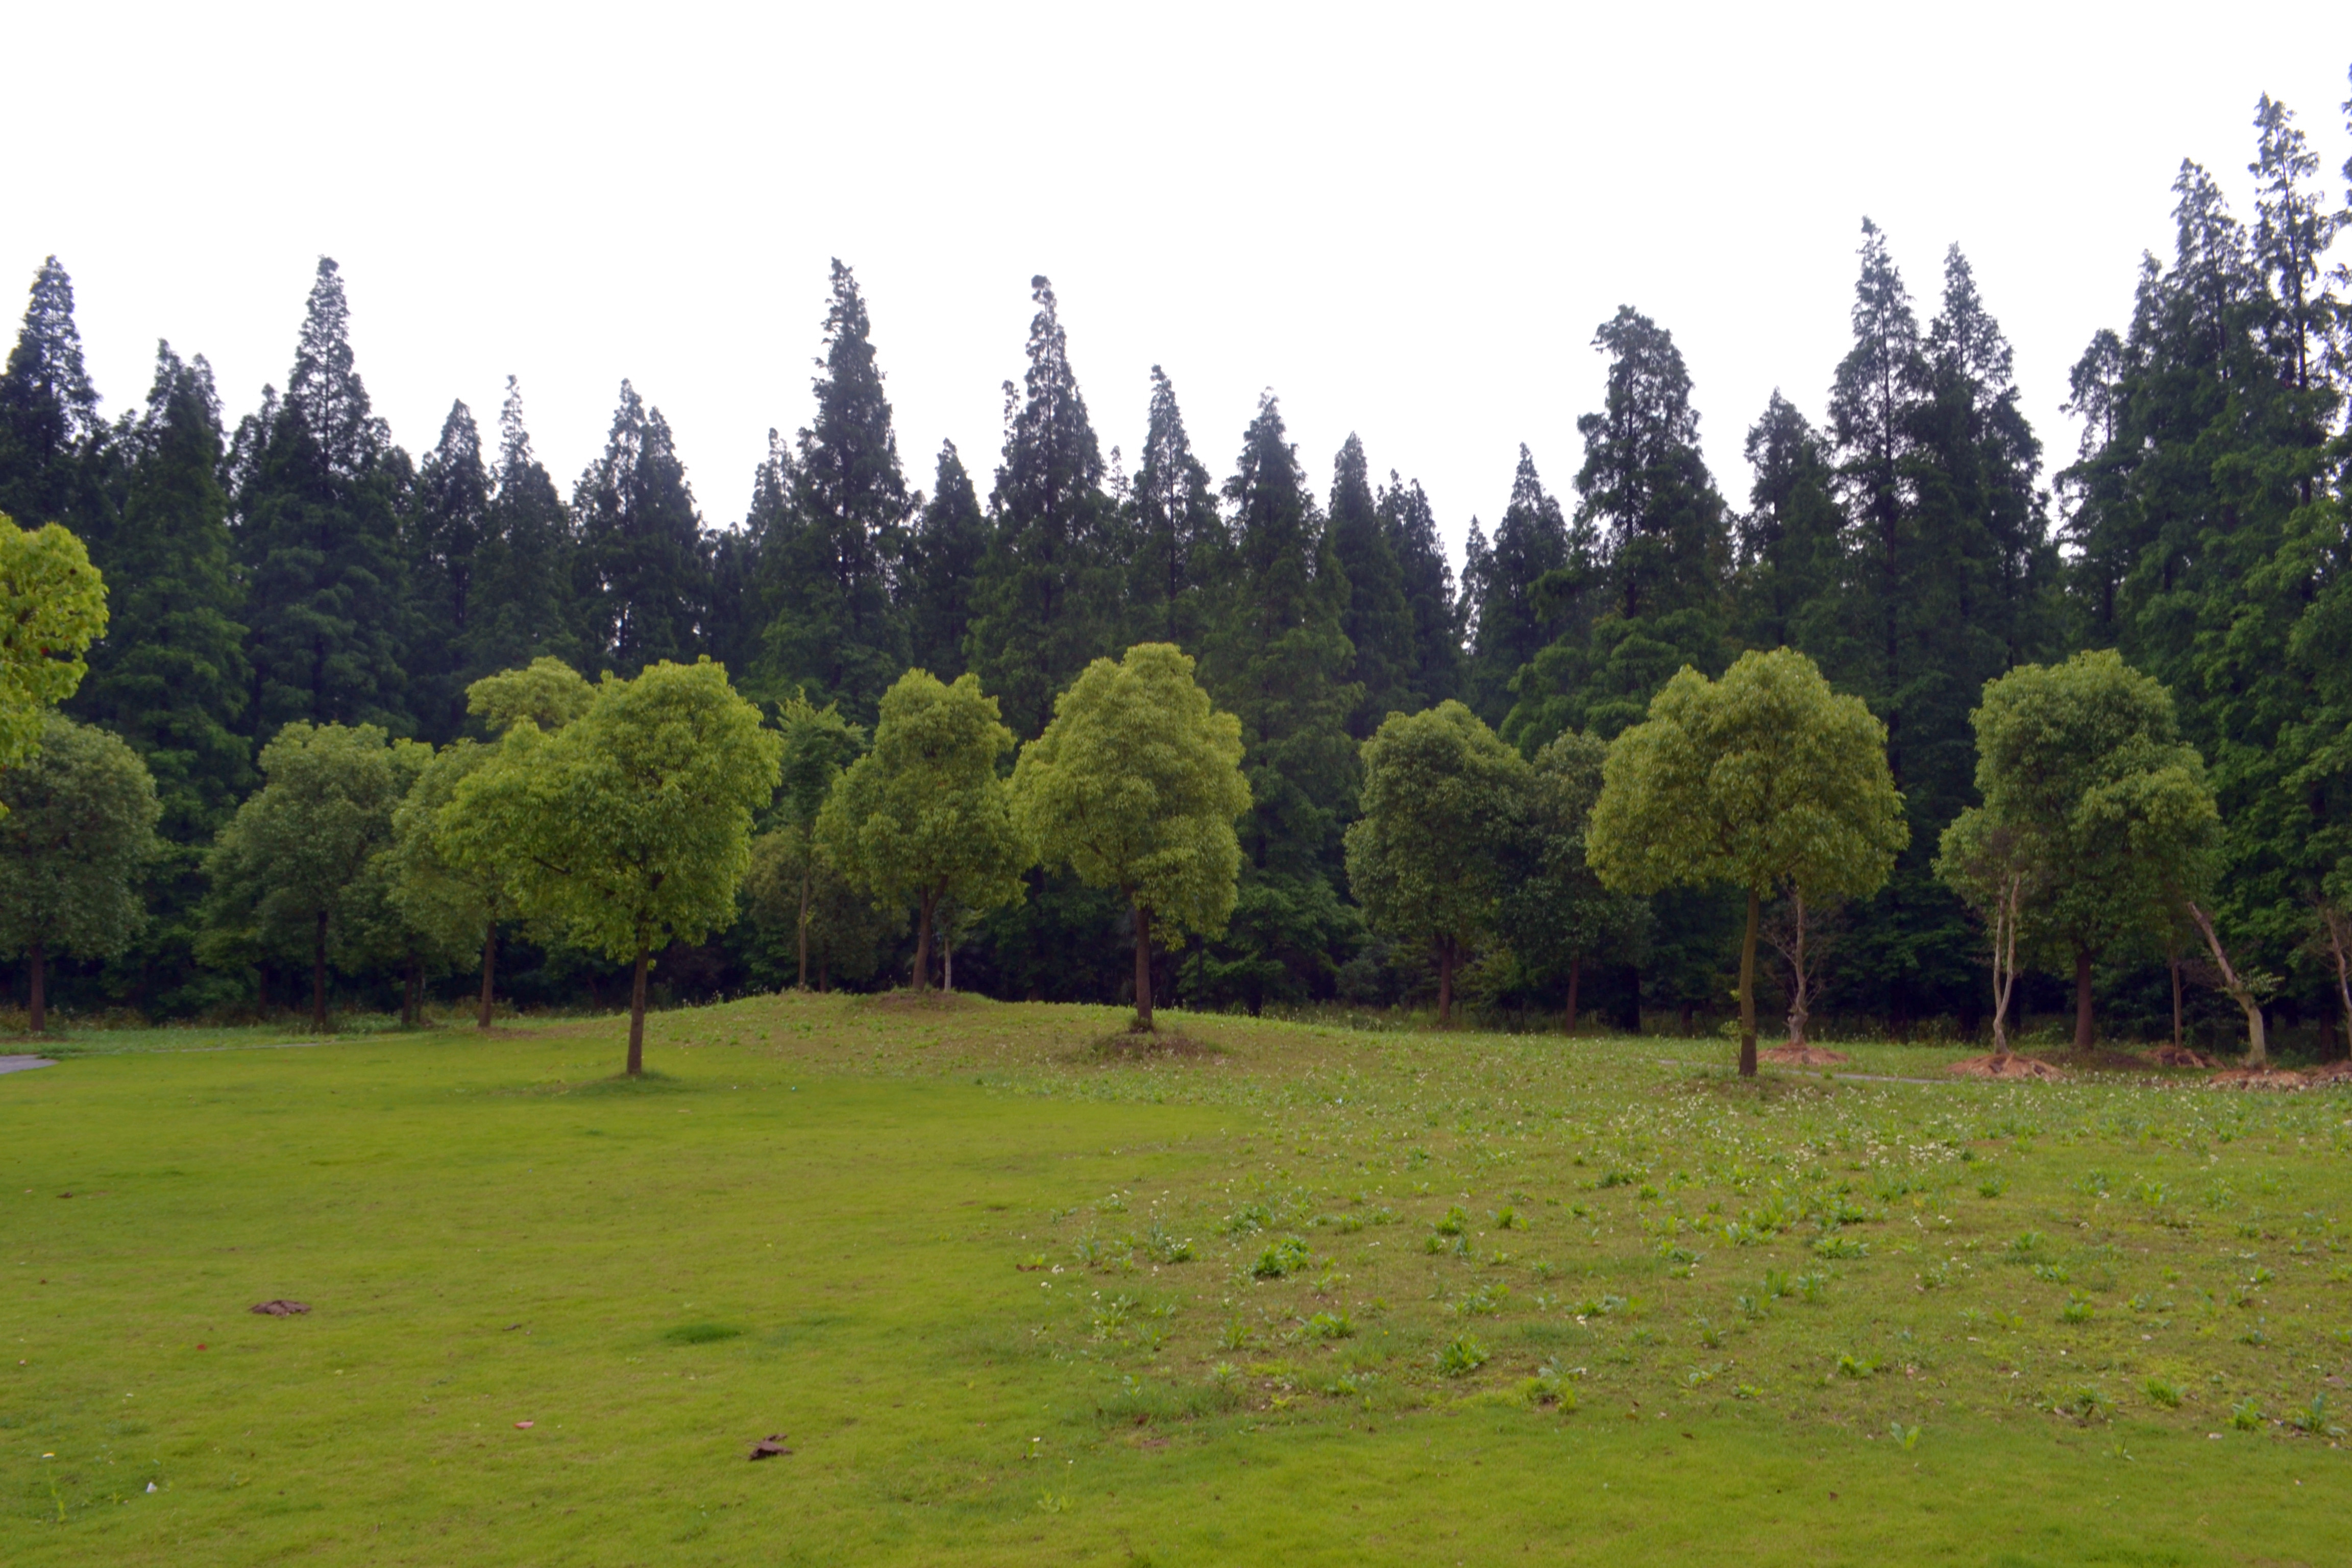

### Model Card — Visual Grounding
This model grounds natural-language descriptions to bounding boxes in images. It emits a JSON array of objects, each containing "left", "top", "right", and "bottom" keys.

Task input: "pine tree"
[
  {"left": 1731, "top": 391, "right": 1848, "bottom": 659},
  {"left": 1327, "top": 434, "right": 1414, "bottom": 736},
  {"left": 405, "top": 401, "right": 491, "bottom": 741},
  {"left": 464, "top": 378, "right": 580, "bottom": 681},
  {"left": 1379, "top": 472, "right": 1462, "bottom": 708},
  {"left": 1463, "top": 446, "right": 1570, "bottom": 724},
  {"left": 904, "top": 440, "right": 988, "bottom": 680},
  {"left": 755, "top": 260, "right": 911, "bottom": 718},
  {"left": 575, "top": 380, "right": 708, "bottom": 674},
  {"left": 0, "top": 256, "right": 110, "bottom": 549},
  {"left": 233, "top": 258, "right": 415, "bottom": 736},
  {"left": 968, "top": 276, "right": 1118, "bottom": 738},
  {"left": 72, "top": 343, "right": 250, "bottom": 839},
  {"left": 1123, "top": 366, "right": 1224, "bottom": 652}
]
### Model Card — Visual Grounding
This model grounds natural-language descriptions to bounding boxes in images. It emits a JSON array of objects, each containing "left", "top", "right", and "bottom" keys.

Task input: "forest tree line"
[{"left": 2, "top": 82, "right": 2349, "bottom": 1051}]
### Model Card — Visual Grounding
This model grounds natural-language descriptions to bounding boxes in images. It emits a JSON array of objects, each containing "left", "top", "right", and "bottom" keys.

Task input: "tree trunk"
[
  {"left": 626, "top": 946, "right": 650, "bottom": 1076},
  {"left": 1783, "top": 892, "right": 1810, "bottom": 1047},
  {"left": 795, "top": 861, "right": 811, "bottom": 991},
  {"left": 2320, "top": 903, "right": 2352, "bottom": 1060},
  {"left": 403, "top": 954, "right": 420, "bottom": 1028},
  {"left": 28, "top": 937, "right": 46, "bottom": 1034},
  {"left": 1132, "top": 901, "right": 1154, "bottom": 1031},
  {"left": 2185, "top": 901, "right": 2268, "bottom": 1067},
  {"left": 1436, "top": 937, "right": 1455, "bottom": 1028},
  {"left": 478, "top": 924, "right": 498, "bottom": 1029},
  {"left": 1736, "top": 885, "right": 1759, "bottom": 1078},
  {"left": 2169, "top": 952, "right": 2184, "bottom": 1050},
  {"left": 1989, "top": 871, "right": 2020, "bottom": 1059},
  {"left": 2072, "top": 946, "right": 2095, "bottom": 1053},
  {"left": 312, "top": 910, "right": 330, "bottom": 1034},
  {"left": 912, "top": 891, "right": 936, "bottom": 993},
  {"left": 1563, "top": 957, "right": 1581, "bottom": 1036}
]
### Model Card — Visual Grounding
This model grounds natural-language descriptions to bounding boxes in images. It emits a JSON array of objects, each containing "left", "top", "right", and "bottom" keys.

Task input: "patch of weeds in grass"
[
  {"left": 1978, "top": 1175, "right": 2008, "bottom": 1198},
  {"left": 1301, "top": 1310, "right": 1355, "bottom": 1341},
  {"left": 1519, "top": 1361, "right": 1577, "bottom": 1409},
  {"left": 2143, "top": 1377, "right": 2184, "bottom": 1409},
  {"left": 1796, "top": 1271, "right": 1830, "bottom": 1304},
  {"left": 2007, "top": 1230, "right": 2048, "bottom": 1261},
  {"left": 1435, "top": 1334, "right": 1488, "bottom": 1377},
  {"left": 2238, "top": 1319, "right": 2269, "bottom": 1346},
  {"left": 1251, "top": 1236, "right": 1311, "bottom": 1279},
  {"left": 2288, "top": 1395, "right": 2343, "bottom": 1438},
  {"left": 1836, "top": 1353, "right": 1880, "bottom": 1379},
  {"left": 2230, "top": 1397, "right": 2264, "bottom": 1431},
  {"left": 2061, "top": 1291, "right": 2095, "bottom": 1324},
  {"left": 1493, "top": 1205, "right": 1529, "bottom": 1231},
  {"left": 1596, "top": 1169, "right": 1641, "bottom": 1190},
  {"left": 1219, "top": 1317, "right": 1255, "bottom": 1351},
  {"left": 1812, "top": 1235, "right": 1868, "bottom": 1260},
  {"left": 1432, "top": 1204, "right": 1468, "bottom": 1236},
  {"left": 1888, "top": 1420, "right": 1923, "bottom": 1450},
  {"left": 1223, "top": 1202, "right": 1273, "bottom": 1236},
  {"left": 1454, "top": 1282, "right": 1510, "bottom": 1316},
  {"left": 662, "top": 1321, "right": 744, "bottom": 1345},
  {"left": 2055, "top": 1384, "right": 2113, "bottom": 1423},
  {"left": 1762, "top": 1269, "right": 1794, "bottom": 1301},
  {"left": 1692, "top": 1315, "right": 1725, "bottom": 1349}
]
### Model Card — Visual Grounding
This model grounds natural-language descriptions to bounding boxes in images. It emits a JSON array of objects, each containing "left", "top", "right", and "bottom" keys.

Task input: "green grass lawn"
[{"left": 5, "top": 995, "right": 2348, "bottom": 1565}]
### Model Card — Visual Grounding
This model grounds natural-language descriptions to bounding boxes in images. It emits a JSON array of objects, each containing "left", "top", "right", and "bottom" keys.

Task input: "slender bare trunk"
[
  {"left": 2321, "top": 902, "right": 2352, "bottom": 1059},
  {"left": 1989, "top": 871, "right": 2020, "bottom": 1057},
  {"left": 1783, "top": 892, "right": 1810, "bottom": 1047},
  {"left": 2072, "top": 946, "right": 2095, "bottom": 1053},
  {"left": 626, "top": 946, "right": 650, "bottom": 1076},
  {"left": 478, "top": 925, "right": 498, "bottom": 1029},
  {"left": 1737, "top": 886, "right": 1759, "bottom": 1077},
  {"left": 27, "top": 937, "right": 45, "bottom": 1034},
  {"left": 2185, "top": 901, "right": 2268, "bottom": 1067},
  {"left": 312, "top": 910, "right": 330, "bottom": 1034},
  {"left": 795, "top": 858, "right": 812, "bottom": 990},
  {"left": 1132, "top": 901, "right": 1154, "bottom": 1030},
  {"left": 1436, "top": 937, "right": 1455, "bottom": 1028},
  {"left": 943, "top": 929, "right": 953, "bottom": 994},
  {"left": 1563, "top": 957, "right": 1580, "bottom": 1036},
  {"left": 912, "top": 891, "right": 936, "bottom": 993}
]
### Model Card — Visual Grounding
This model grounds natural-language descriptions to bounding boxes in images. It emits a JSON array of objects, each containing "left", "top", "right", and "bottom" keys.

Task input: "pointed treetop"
[
  {"left": 2, "top": 256, "right": 101, "bottom": 448},
  {"left": 285, "top": 257, "right": 388, "bottom": 475},
  {"left": 996, "top": 274, "right": 1106, "bottom": 518},
  {"left": 497, "top": 376, "right": 538, "bottom": 476}
]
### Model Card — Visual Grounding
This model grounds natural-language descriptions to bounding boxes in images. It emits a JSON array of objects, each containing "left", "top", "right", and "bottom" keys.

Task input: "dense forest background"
[{"left": 5, "top": 87, "right": 2350, "bottom": 1051}]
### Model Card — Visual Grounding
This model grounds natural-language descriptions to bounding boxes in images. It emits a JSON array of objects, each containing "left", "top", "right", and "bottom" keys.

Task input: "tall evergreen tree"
[
  {"left": 1327, "top": 433, "right": 1414, "bottom": 736},
  {"left": 464, "top": 378, "right": 580, "bottom": 681},
  {"left": 233, "top": 257, "right": 415, "bottom": 736},
  {"left": 0, "top": 256, "right": 110, "bottom": 549},
  {"left": 1123, "top": 366, "right": 1224, "bottom": 652},
  {"left": 755, "top": 260, "right": 912, "bottom": 719},
  {"left": 72, "top": 344, "right": 250, "bottom": 838},
  {"left": 1463, "top": 446, "right": 1570, "bottom": 724},
  {"left": 968, "top": 276, "right": 1118, "bottom": 738},
  {"left": 574, "top": 380, "right": 707, "bottom": 674},
  {"left": 903, "top": 440, "right": 987, "bottom": 680},
  {"left": 404, "top": 400, "right": 491, "bottom": 741},
  {"left": 1731, "top": 391, "right": 1848, "bottom": 659},
  {"left": 1378, "top": 472, "right": 1463, "bottom": 708}
]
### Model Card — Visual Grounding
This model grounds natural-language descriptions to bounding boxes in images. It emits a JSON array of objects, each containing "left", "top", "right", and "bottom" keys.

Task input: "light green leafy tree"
[
  {"left": 1493, "top": 728, "right": 1645, "bottom": 1033},
  {"left": 1, "top": 514, "right": 107, "bottom": 779},
  {"left": 1588, "top": 648, "right": 1906, "bottom": 1076},
  {"left": 1942, "top": 650, "right": 2219, "bottom": 1055},
  {"left": 818, "top": 670, "right": 1028, "bottom": 993},
  {"left": 459, "top": 658, "right": 780, "bottom": 1075},
  {"left": 738, "top": 829, "right": 903, "bottom": 993},
  {"left": 202, "top": 722, "right": 429, "bottom": 1031},
  {"left": 1345, "top": 701, "right": 1527, "bottom": 1026},
  {"left": 1014, "top": 643, "right": 1250, "bottom": 1029},
  {"left": 389, "top": 658, "right": 596, "bottom": 1028},
  {"left": 770, "top": 694, "right": 867, "bottom": 989},
  {"left": 0, "top": 715, "right": 160, "bottom": 1031}
]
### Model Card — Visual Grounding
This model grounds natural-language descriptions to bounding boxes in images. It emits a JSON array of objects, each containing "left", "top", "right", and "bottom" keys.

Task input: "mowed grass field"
[{"left": 5, "top": 995, "right": 2349, "bottom": 1566}]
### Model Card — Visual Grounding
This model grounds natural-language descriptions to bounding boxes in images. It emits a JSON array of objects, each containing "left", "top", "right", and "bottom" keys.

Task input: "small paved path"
[{"left": 0, "top": 1055, "right": 58, "bottom": 1075}]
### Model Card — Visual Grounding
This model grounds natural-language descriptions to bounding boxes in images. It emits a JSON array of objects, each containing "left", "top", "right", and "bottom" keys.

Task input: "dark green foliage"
[
  {"left": 1328, "top": 434, "right": 1415, "bottom": 736},
  {"left": 463, "top": 380, "right": 582, "bottom": 683},
  {"left": 72, "top": 344, "right": 250, "bottom": 841},
  {"left": 1377, "top": 472, "right": 1464, "bottom": 709},
  {"left": 755, "top": 260, "right": 912, "bottom": 719},
  {"left": 1123, "top": 366, "right": 1224, "bottom": 653},
  {"left": 968, "top": 277, "right": 1119, "bottom": 738},
  {"left": 1463, "top": 446, "right": 1569, "bottom": 724},
  {"left": 904, "top": 441, "right": 988, "bottom": 680},
  {"left": 0, "top": 256, "right": 110, "bottom": 548},
  {"left": 232, "top": 258, "right": 415, "bottom": 736},
  {"left": 575, "top": 380, "right": 707, "bottom": 675},
  {"left": 404, "top": 400, "right": 492, "bottom": 741},
  {"left": 1732, "top": 391, "right": 1847, "bottom": 658}
]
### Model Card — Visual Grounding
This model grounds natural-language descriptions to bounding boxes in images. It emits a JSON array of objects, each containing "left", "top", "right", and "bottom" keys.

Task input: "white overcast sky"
[{"left": 6, "top": 4, "right": 2348, "bottom": 566}]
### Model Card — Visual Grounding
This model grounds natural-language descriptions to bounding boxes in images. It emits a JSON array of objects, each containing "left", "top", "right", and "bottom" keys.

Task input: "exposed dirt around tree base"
[
  {"left": 1945, "top": 1053, "right": 2068, "bottom": 1081},
  {"left": 2206, "top": 1065, "right": 2350, "bottom": 1091},
  {"left": 1757, "top": 1044, "right": 1850, "bottom": 1066},
  {"left": 1087, "top": 1030, "right": 1221, "bottom": 1061},
  {"left": 2147, "top": 1044, "right": 2216, "bottom": 1068}
]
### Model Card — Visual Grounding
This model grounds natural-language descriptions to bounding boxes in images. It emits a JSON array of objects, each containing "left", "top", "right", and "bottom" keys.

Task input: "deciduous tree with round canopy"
[
  {"left": 1344, "top": 701, "right": 1526, "bottom": 1026},
  {"left": 460, "top": 658, "right": 780, "bottom": 1075},
  {"left": 817, "top": 670, "right": 1028, "bottom": 993},
  {"left": 0, "top": 715, "right": 159, "bottom": 1030},
  {"left": 1, "top": 514, "right": 106, "bottom": 777},
  {"left": 1014, "top": 643, "right": 1250, "bottom": 1030},
  {"left": 1588, "top": 648, "right": 1906, "bottom": 1076}
]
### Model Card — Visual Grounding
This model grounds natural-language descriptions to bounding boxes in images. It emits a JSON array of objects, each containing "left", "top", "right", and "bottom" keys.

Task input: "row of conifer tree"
[{"left": 2, "top": 81, "right": 2349, "bottom": 1044}]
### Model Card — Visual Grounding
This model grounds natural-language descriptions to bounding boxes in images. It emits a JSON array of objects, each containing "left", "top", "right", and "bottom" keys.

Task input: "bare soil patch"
[
  {"left": 249, "top": 1299, "right": 310, "bottom": 1316},
  {"left": 1946, "top": 1054, "right": 2068, "bottom": 1081},
  {"left": 2146, "top": 1044, "right": 2216, "bottom": 1068},
  {"left": 2207, "top": 1066, "right": 2320, "bottom": 1091},
  {"left": 1757, "top": 1044, "right": 1849, "bottom": 1066},
  {"left": 1087, "top": 1029, "right": 1221, "bottom": 1061}
]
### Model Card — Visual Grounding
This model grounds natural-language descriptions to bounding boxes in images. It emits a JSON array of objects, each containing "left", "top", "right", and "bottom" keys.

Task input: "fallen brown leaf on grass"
[
  {"left": 749, "top": 1434, "right": 793, "bottom": 1460},
  {"left": 249, "top": 1300, "right": 310, "bottom": 1316}
]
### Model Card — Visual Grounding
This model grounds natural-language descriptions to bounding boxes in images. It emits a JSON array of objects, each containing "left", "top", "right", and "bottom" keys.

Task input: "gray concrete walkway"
[{"left": 0, "top": 1055, "right": 58, "bottom": 1074}]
